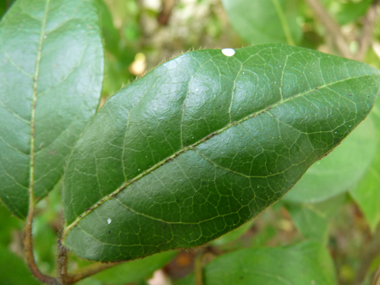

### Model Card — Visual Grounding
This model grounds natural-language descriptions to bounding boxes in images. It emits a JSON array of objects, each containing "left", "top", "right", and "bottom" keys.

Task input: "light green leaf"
[
  {"left": 0, "top": 0, "right": 103, "bottom": 218},
  {"left": 210, "top": 220, "right": 253, "bottom": 246},
  {"left": 92, "top": 251, "right": 177, "bottom": 284},
  {"left": 0, "top": 245, "right": 41, "bottom": 285},
  {"left": 176, "top": 241, "right": 337, "bottom": 285},
  {"left": 350, "top": 99, "right": 380, "bottom": 232},
  {"left": 222, "top": 0, "right": 302, "bottom": 45},
  {"left": 283, "top": 116, "right": 378, "bottom": 203},
  {"left": 285, "top": 202, "right": 328, "bottom": 243},
  {"left": 63, "top": 44, "right": 380, "bottom": 262}
]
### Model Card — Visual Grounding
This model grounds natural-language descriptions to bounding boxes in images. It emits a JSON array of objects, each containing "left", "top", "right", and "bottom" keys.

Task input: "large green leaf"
[
  {"left": 0, "top": 0, "right": 103, "bottom": 218},
  {"left": 176, "top": 241, "right": 337, "bottom": 285},
  {"left": 350, "top": 99, "right": 380, "bottom": 232},
  {"left": 63, "top": 44, "right": 380, "bottom": 262},
  {"left": 222, "top": 0, "right": 302, "bottom": 45},
  {"left": 283, "top": 116, "right": 378, "bottom": 203}
]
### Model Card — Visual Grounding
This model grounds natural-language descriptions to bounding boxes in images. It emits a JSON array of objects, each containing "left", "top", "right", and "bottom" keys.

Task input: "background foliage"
[{"left": 1, "top": 0, "right": 380, "bottom": 284}]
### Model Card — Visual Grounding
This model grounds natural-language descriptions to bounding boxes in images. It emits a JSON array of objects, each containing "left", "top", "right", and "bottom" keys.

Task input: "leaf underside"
[
  {"left": 0, "top": 0, "right": 103, "bottom": 218},
  {"left": 63, "top": 44, "right": 380, "bottom": 262}
]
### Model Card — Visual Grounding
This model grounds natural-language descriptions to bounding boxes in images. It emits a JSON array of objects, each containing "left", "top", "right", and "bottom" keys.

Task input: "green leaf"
[
  {"left": 335, "top": 0, "right": 372, "bottom": 25},
  {"left": 210, "top": 220, "right": 253, "bottom": 246},
  {"left": 176, "top": 241, "right": 337, "bottom": 285},
  {"left": 285, "top": 202, "right": 328, "bottom": 243},
  {"left": 350, "top": 99, "right": 380, "bottom": 232},
  {"left": 92, "top": 251, "right": 177, "bottom": 284},
  {"left": 0, "top": 0, "right": 103, "bottom": 218},
  {"left": 222, "top": 0, "right": 302, "bottom": 45},
  {"left": 63, "top": 44, "right": 380, "bottom": 262},
  {"left": 0, "top": 245, "right": 41, "bottom": 285},
  {"left": 283, "top": 116, "right": 378, "bottom": 203}
]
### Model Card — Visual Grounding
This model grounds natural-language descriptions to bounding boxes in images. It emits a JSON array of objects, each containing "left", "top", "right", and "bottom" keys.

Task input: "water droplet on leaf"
[
  {"left": 107, "top": 218, "right": 112, "bottom": 224},
  {"left": 222, "top": 48, "right": 235, "bottom": 57}
]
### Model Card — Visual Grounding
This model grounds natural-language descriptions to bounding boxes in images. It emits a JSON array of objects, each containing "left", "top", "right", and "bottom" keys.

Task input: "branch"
[
  {"left": 66, "top": 261, "right": 123, "bottom": 284},
  {"left": 57, "top": 238, "right": 68, "bottom": 284},
  {"left": 372, "top": 262, "right": 380, "bottom": 285},
  {"left": 355, "top": 0, "right": 380, "bottom": 61},
  {"left": 24, "top": 200, "right": 58, "bottom": 285},
  {"left": 305, "top": 0, "right": 353, "bottom": 58},
  {"left": 354, "top": 222, "right": 380, "bottom": 285}
]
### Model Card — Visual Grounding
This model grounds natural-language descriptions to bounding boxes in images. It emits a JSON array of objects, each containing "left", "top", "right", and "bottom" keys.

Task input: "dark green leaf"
[
  {"left": 0, "top": 245, "right": 41, "bottom": 285},
  {"left": 210, "top": 220, "right": 253, "bottom": 246},
  {"left": 63, "top": 44, "right": 380, "bottom": 261},
  {"left": 176, "top": 241, "right": 337, "bottom": 285},
  {"left": 222, "top": 0, "right": 302, "bottom": 45},
  {"left": 350, "top": 99, "right": 380, "bottom": 232},
  {"left": 0, "top": 0, "right": 103, "bottom": 218},
  {"left": 283, "top": 116, "right": 377, "bottom": 203}
]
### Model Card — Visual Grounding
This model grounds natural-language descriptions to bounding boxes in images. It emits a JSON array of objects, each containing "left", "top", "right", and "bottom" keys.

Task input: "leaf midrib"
[
  {"left": 29, "top": 0, "right": 50, "bottom": 206},
  {"left": 63, "top": 72, "right": 379, "bottom": 236}
]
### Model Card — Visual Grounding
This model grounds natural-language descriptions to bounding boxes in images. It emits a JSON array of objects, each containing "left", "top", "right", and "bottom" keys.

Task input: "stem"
[
  {"left": 194, "top": 249, "right": 204, "bottom": 285},
  {"left": 57, "top": 238, "right": 68, "bottom": 284},
  {"left": 66, "top": 261, "right": 123, "bottom": 284},
  {"left": 354, "top": 223, "right": 380, "bottom": 285},
  {"left": 24, "top": 201, "right": 58, "bottom": 284},
  {"left": 372, "top": 261, "right": 380, "bottom": 285},
  {"left": 355, "top": 0, "right": 380, "bottom": 61},
  {"left": 305, "top": 0, "right": 353, "bottom": 58}
]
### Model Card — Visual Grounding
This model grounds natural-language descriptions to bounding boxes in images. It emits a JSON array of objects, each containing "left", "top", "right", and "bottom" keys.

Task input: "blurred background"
[{"left": 1, "top": 0, "right": 380, "bottom": 284}]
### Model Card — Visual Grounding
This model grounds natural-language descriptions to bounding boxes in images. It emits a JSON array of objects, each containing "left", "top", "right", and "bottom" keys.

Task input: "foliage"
[{"left": 0, "top": 0, "right": 380, "bottom": 284}]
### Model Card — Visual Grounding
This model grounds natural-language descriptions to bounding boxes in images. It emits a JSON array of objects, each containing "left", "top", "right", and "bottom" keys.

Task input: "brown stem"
[
  {"left": 355, "top": 0, "right": 380, "bottom": 61},
  {"left": 24, "top": 201, "right": 58, "bottom": 285},
  {"left": 354, "top": 223, "right": 380, "bottom": 285},
  {"left": 66, "top": 261, "right": 123, "bottom": 284},
  {"left": 158, "top": 0, "right": 176, "bottom": 25},
  {"left": 305, "top": 0, "right": 353, "bottom": 58},
  {"left": 57, "top": 238, "right": 69, "bottom": 284},
  {"left": 372, "top": 262, "right": 380, "bottom": 285}
]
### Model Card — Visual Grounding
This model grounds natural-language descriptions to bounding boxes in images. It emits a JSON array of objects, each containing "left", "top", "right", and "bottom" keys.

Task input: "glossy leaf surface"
[
  {"left": 283, "top": 117, "right": 377, "bottom": 203},
  {"left": 222, "top": 0, "right": 301, "bottom": 45},
  {"left": 176, "top": 241, "right": 337, "bottom": 285},
  {"left": 0, "top": 0, "right": 103, "bottom": 218},
  {"left": 63, "top": 44, "right": 380, "bottom": 261}
]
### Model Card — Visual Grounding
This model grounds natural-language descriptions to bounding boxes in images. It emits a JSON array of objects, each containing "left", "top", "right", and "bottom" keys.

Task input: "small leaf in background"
[
  {"left": 350, "top": 99, "right": 380, "bottom": 232},
  {"left": 285, "top": 202, "right": 328, "bottom": 243},
  {"left": 91, "top": 251, "right": 177, "bottom": 285},
  {"left": 210, "top": 220, "right": 254, "bottom": 246},
  {"left": 222, "top": 0, "right": 302, "bottom": 45},
  {"left": 0, "top": 0, "right": 103, "bottom": 218},
  {"left": 283, "top": 116, "right": 378, "bottom": 203},
  {"left": 0, "top": 245, "right": 40, "bottom": 285},
  {"left": 176, "top": 241, "right": 337, "bottom": 285},
  {"left": 62, "top": 44, "right": 380, "bottom": 262}
]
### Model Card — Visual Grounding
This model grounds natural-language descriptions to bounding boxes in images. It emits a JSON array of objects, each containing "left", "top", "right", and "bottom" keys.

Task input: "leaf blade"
[
  {"left": 0, "top": 0, "right": 103, "bottom": 218},
  {"left": 63, "top": 44, "right": 380, "bottom": 261}
]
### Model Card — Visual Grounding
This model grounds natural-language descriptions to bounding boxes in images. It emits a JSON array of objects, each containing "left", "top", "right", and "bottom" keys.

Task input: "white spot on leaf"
[
  {"left": 107, "top": 218, "right": 112, "bottom": 224},
  {"left": 222, "top": 48, "right": 235, "bottom": 57}
]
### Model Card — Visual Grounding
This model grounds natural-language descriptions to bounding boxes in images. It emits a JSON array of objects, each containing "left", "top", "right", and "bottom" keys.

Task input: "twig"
[
  {"left": 354, "top": 223, "right": 380, "bottom": 285},
  {"left": 24, "top": 200, "right": 58, "bottom": 285},
  {"left": 194, "top": 249, "right": 204, "bottom": 285},
  {"left": 355, "top": 0, "right": 380, "bottom": 61},
  {"left": 372, "top": 262, "right": 380, "bottom": 285},
  {"left": 57, "top": 238, "right": 68, "bottom": 284},
  {"left": 66, "top": 261, "right": 123, "bottom": 284},
  {"left": 158, "top": 0, "right": 176, "bottom": 25},
  {"left": 305, "top": 0, "right": 353, "bottom": 58}
]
